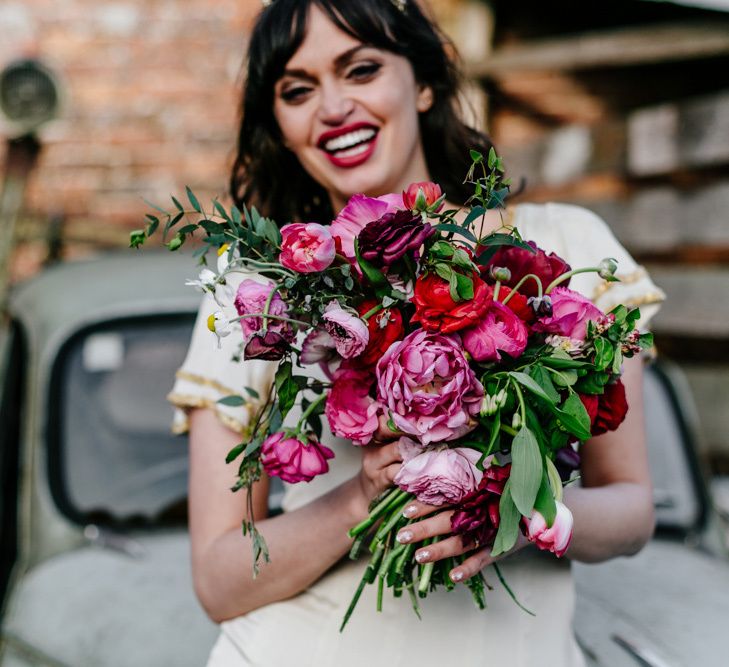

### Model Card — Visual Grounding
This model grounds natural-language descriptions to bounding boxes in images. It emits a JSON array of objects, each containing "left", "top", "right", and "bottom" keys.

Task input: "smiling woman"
[
  {"left": 169, "top": 0, "right": 665, "bottom": 665},
  {"left": 232, "top": 0, "right": 493, "bottom": 224}
]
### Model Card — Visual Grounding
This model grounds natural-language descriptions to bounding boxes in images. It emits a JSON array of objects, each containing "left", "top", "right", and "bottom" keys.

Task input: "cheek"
[{"left": 273, "top": 104, "right": 310, "bottom": 150}]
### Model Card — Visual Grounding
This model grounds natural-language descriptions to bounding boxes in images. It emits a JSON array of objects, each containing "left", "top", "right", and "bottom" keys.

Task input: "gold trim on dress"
[
  {"left": 600, "top": 291, "right": 666, "bottom": 311},
  {"left": 174, "top": 369, "right": 238, "bottom": 397},
  {"left": 167, "top": 391, "right": 255, "bottom": 436},
  {"left": 592, "top": 267, "right": 648, "bottom": 300}
]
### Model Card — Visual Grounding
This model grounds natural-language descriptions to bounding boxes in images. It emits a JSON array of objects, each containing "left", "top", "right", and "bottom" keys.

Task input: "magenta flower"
[
  {"left": 376, "top": 330, "right": 484, "bottom": 445},
  {"left": 325, "top": 365, "right": 380, "bottom": 446},
  {"left": 323, "top": 301, "right": 369, "bottom": 359},
  {"left": 234, "top": 279, "right": 294, "bottom": 342},
  {"left": 523, "top": 501, "right": 574, "bottom": 557},
  {"left": 461, "top": 300, "right": 529, "bottom": 362},
  {"left": 532, "top": 286, "right": 604, "bottom": 341},
  {"left": 279, "top": 222, "right": 335, "bottom": 273},
  {"left": 357, "top": 210, "right": 435, "bottom": 269},
  {"left": 260, "top": 432, "right": 334, "bottom": 484},
  {"left": 393, "top": 445, "right": 483, "bottom": 506},
  {"left": 329, "top": 193, "right": 401, "bottom": 260}
]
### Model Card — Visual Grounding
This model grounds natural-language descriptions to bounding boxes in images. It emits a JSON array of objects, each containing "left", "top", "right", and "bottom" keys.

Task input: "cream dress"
[{"left": 169, "top": 203, "right": 665, "bottom": 667}]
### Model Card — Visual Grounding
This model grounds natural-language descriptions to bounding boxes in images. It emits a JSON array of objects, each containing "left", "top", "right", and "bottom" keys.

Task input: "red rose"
[
  {"left": 411, "top": 272, "right": 493, "bottom": 333},
  {"left": 356, "top": 300, "right": 405, "bottom": 367},
  {"left": 579, "top": 379, "right": 629, "bottom": 436},
  {"left": 501, "top": 290, "right": 534, "bottom": 323}
]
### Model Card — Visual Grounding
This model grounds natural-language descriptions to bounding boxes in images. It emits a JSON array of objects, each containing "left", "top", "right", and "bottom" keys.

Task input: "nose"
[{"left": 317, "top": 79, "right": 354, "bottom": 125}]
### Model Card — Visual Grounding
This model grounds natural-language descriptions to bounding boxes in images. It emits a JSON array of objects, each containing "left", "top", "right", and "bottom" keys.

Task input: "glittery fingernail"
[
  {"left": 450, "top": 571, "right": 464, "bottom": 582},
  {"left": 402, "top": 505, "right": 417, "bottom": 518},
  {"left": 415, "top": 550, "right": 430, "bottom": 563},
  {"left": 396, "top": 530, "right": 413, "bottom": 544}
]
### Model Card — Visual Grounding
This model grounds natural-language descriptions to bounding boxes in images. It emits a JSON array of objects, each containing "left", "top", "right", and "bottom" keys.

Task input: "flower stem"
[
  {"left": 510, "top": 377, "right": 527, "bottom": 427},
  {"left": 493, "top": 280, "right": 501, "bottom": 302},
  {"left": 361, "top": 304, "right": 383, "bottom": 321},
  {"left": 348, "top": 488, "right": 406, "bottom": 539},
  {"left": 501, "top": 273, "right": 543, "bottom": 304},
  {"left": 233, "top": 313, "right": 310, "bottom": 328},
  {"left": 417, "top": 536, "right": 439, "bottom": 597},
  {"left": 296, "top": 393, "right": 327, "bottom": 432},
  {"left": 544, "top": 266, "right": 600, "bottom": 294}
]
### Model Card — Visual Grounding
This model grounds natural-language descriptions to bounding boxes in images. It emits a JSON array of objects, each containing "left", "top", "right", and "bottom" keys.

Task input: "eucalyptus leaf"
[
  {"left": 435, "top": 223, "right": 478, "bottom": 244},
  {"left": 463, "top": 206, "right": 486, "bottom": 227},
  {"left": 185, "top": 186, "right": 202, "bottom": 213}
]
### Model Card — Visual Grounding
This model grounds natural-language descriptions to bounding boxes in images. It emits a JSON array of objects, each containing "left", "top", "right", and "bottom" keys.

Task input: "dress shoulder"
[
  {"left": 513, "top": 202, "right": 666, "bottom": 330},
  {"left": 167, "top": 290, "right": 276, "bottom": 435}
]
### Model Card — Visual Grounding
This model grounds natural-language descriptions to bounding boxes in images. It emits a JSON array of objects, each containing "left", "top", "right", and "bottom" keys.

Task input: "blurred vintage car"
[{"left": 0, "top": 251, "right": 727, "bottom": 667}]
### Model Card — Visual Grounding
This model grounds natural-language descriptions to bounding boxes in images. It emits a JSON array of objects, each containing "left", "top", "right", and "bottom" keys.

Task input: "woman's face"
[{"left": 273, "top": 5, "right": 433, "bottom": 214}]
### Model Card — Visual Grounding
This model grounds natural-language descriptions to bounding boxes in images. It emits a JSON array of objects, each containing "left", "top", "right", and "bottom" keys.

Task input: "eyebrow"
[{"left": 281, "top": 45, "right": 371, "bottom": 81}]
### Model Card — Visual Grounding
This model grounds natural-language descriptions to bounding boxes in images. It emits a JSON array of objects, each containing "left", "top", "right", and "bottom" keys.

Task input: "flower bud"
[
  {"left": 489, "top": 266, "right": 512, "bottom": 283},
  {"left": 523, "top": 501, "right": 573, "bottom": 557},
  {"left": 480, "top": 395, "right": 495, "bottom": 417},
  {"left": 528, "top": 294, "right": 553, "bottom": 317},
  {"left": 512, "top": 412, "right": 522, "bottom": 430},
  {"left": 598, "top": 257, "right": 618, "bottom": 280}
]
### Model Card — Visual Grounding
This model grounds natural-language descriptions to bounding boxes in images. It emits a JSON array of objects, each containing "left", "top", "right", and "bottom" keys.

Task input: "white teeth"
[
  {"left": 324, "top": 128, "right": 376, "bottom": 152},
  {"left": 335, "top": 142, "right": 370, "bottom": 158}
]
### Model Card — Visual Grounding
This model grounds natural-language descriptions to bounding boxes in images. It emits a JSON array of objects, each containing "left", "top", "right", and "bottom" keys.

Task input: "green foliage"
[
  {"left": 491, "top": 481, "right": 521, "bottom": 557},
  {"left": 510, "top": 426, "right": 544, "bottom": 516}
]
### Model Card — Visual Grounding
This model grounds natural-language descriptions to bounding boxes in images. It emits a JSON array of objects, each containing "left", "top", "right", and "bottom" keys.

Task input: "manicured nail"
[
  {"left": 450, "top": 570, "right": 464, "bottom": 582},
  {"left": 415, "top": 550, "right": 430, "bottom": 563},
  {"left": 403, "top": 505, "right": 417, "bottom": 518},
  {"left": 396, "top": 530, "right": 413, "bottom": 544}
]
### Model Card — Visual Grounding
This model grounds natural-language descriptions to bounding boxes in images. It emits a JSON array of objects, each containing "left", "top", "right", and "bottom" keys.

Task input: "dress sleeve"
[
  {"left": 548, "top": 203, "right": 667, "bottom": 331},
  {"left": 167, "top": 291, "right": 277, "bottom": 436}
]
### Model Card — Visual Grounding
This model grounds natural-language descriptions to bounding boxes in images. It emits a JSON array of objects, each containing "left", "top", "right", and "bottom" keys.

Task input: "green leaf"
[
  {"left": 533, "top": 473, "right": 557, "bottom": 527},
  {"left": 275, "top": 361, "right": 299, "bottom": 420},
  {"left": 487, "top": 146, "right": 497, "bottom": 169},
  {"left": 554, "top": 393, "right": 592, "bottom": 441},
  {"left": 491, "top": 481, "right": 520, "bottom": 557},
  {"left": 200, "top": 219, "right": 225, "bottom": 235},
  {"left": 129, "top": 229, "right": 146, "bottom": 249},
  {"left": 354, "top": 238, "right": 389, "bottom": 288},
  {"left": 186, "top": 186, "right": 202, "bottom": 213},
  {"left": 225, "top": 441, "right": 246, "bottom": 464},
  {"left": 545, "top": 457, "right": 564, "bottom": 502},
  {"left": 529, "top": 365, "right": 560, "bottom": 403},
  {"left": 429, "top": 240, "right": 455, "bottom": 259},
  {"left": 470, "top": 149, "right": 483, "bottom": 163},
  {"left": 463, "top": 206, "right": 486, "bottom": 227},
  {"left": 171, "top": 195, "right": 184, "bottom": 212},
  {"left": 510, "top": 371, "right": 558, "bottom": 406},
  {"left": 244, "top": 386, "right": 260, "bottom": 400},
  {"left": 213, "top": 200, "right": 232, "bottom": 223},
  {"left": 455, "top": 272, "right": 474, "bottom": 300},
  {"left": 550, "top": 367, "right": 578, "bottom": 387},
  {"left": 509, "top": 426, "right": 543, "bottom": 516},
  {"left": 178, "top": 223, "right": 199, "bottom": 236},
  {"left": 218, "top": 394, "right": 246, "bottom": 407},
  {"left": 434, "top": 262, "right": 452, "bottom": 282},
  {"left": 593, "top": 337, "right": 614, "bottom": 371},
  {"left": 435, "top": 223, "right": 478, "bottom": 244},
  {"left": 143, "top": 198, "right": 169, "bottom": 216}
]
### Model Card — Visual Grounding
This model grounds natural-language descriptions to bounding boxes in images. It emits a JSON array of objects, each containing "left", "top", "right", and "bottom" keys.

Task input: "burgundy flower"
[
  {"left": 358, "top": 210, "right": 435, "bottom": 269},
  {"left": 579, "top": 379, "right": 628, "bottom": 436},
  {"left": 481, "top": 241, "right": 571, "bottom": 298},
  {"left": 450, "top": 463, "right": 511, "bottom": 547},
  {"left": 243, "top": 330, "right": 290, "bottom": 360}
]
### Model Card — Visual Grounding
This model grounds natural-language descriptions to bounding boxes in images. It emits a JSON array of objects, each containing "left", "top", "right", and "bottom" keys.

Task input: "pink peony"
[
  {"left": 523, "top": 501, "right": 573, "bottom": 557},
  {"left": 329, "top": 193, "right": 402, "bottom": 260},
  {"left": 234, "top": 279, "right": 295, "bottom": 342},
  {"left": 260, "top": 432, "right": 334, "bottom": 484},
  {"left": 279, "top": 222, "right": 335, "bottom": 273},
  {"left": 393, "top": 445, "right": 483, "bottom": 506},
  {"left": 533, "top": 286, "right": 604, "bottom": 341},
  {"left": 325, "top": 365, "right": 380, "bottom": 446},
  {"left": 376, "top": 330, "right": 484, "bottom": 445},
  {"left": 461, "top": 299, "right": 529, "bottom": 362},
  {"left": 323, "top": 301, "right": 369, "bottom": 359}
]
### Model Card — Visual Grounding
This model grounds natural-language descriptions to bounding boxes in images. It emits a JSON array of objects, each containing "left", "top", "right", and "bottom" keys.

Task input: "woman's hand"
[
  {"left": 394, "top": 500, "right": 530, "bottom": 582},
  {"left": 355, "top": 415, "right": 404, "bottom": 508}
]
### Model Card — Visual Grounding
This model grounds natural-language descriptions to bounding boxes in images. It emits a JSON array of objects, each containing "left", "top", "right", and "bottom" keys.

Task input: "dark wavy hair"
[{"left": 230, "top": 0, "right": 494, "bottom": 223}]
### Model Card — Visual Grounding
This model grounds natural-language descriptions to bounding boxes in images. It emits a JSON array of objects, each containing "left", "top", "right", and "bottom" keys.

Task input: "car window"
[{"left": 47, "top": 315, "right": 195, "bottom": 526}]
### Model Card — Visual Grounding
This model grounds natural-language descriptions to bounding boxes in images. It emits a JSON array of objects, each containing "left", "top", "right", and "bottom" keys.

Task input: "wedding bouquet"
[{"left": 131, "top": 150, "right": 652, "bottom": 627}]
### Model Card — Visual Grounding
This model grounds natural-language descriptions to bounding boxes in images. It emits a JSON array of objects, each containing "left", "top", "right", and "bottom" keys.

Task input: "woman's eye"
[
  {"left": 280, "top": 85, "right": 311, "bottom": 103},
  {"left": 348, "top": 62, "right": 381, "bottom": 81}
]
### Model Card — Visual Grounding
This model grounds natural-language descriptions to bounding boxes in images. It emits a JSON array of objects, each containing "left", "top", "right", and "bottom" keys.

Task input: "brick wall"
[{"left": 1, "top": 0, "right": 262, "bottom": 279}]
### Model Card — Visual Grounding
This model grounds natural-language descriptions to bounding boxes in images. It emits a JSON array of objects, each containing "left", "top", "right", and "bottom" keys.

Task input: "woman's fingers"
[
  {"left": 448, "top": 547, "right": 496, "bottom": 582},
  {"left": 400, "top": 499, "right": 441, "bottom": 520},
  {"left": 412, "top": 535, "right": 468, "bottom": 564},
  {"left": 396, "top": 508, "right": 454, "bottom": 544},
  {"left": 370, "top": 414, "right": 401, "bottom": 445}
]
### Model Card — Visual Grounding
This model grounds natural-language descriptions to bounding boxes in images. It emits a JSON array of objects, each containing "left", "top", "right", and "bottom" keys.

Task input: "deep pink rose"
[
  {"left": 279, "top": 222, "right": 335, "bottom": 273},
  {"left": 376, "top": 330, "right": 484, "bottom": 445},
  {"left": 234, "top": 279, "right": 295, "bottom": 342},
  {"left": 325, "top": 365, "right": 380, "bottom": 446},
  {"left": 533, "top": 286, "right": 604, "bottom": 341},
  {"left": 393, "top": 445, "right": 483, "bottom": 506},
  {"left": 323, "top": 301, "right": 369, "bottom": 359},
  {"left": 260, "top": 432, "right": 334, "bottom": 484},
  {"left": 523, "top": 501, "right": 573, "bottom": 557},
  {"left": 461, "top": 299, "right": 529, "bottom": 362},
  {"left": 329, "top": 193, "right": 402, "bottom": 260}
]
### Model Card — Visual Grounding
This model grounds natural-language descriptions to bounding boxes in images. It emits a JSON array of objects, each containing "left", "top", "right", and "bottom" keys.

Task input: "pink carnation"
[
  {"left": 462, "top": 300, "right": 529, "bottom": 362},
  {"left": 394, "top": 445, "right": 483, "bottom": 506},
  {"left": 260, "top": 432, "right": 334, "bottom": 484},
  {"left": 325, "top": 365, "right": 380, "bottom": 446},
  {"left": 533, "top": 286, "right": 604, "bottom": 341},
  {"left": 376, "top": 330, "right": 483, "bottom": 445},
  {"left": 279, "top": 222, "right": 335, "bottom": 273}
]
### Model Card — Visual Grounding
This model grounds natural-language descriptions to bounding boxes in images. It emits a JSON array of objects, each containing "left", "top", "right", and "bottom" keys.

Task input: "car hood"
[
  {"left": 574, "top": 539, "right": 729, "bottom": 667},
  {"left": 1, "top": 530, "right": 218, "bottom": 667}
]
